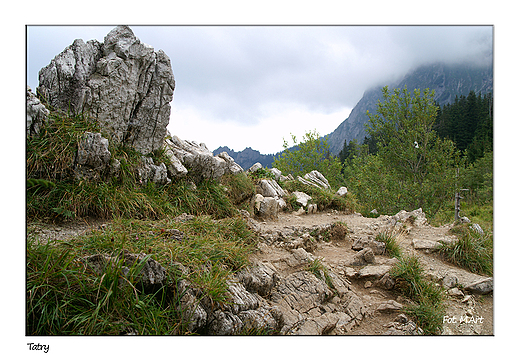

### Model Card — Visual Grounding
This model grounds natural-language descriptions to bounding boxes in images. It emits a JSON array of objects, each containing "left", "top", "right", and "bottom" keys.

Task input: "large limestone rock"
[{"left": 37, "top": 25, "right": 175, "bottom": 155}]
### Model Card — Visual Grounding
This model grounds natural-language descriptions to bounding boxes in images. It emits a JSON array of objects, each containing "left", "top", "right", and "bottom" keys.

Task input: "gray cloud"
[{"left": 26, "top": 25, "right": 492, "bottom": 153}]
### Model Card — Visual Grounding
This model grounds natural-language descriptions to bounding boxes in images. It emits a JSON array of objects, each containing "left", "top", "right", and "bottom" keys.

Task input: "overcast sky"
[{"left": 26, "top": 25, "right": 492, "bottom": 154}]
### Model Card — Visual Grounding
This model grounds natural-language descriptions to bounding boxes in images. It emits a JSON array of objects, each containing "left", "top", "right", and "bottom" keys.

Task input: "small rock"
[
  {"left": 442, "top": 274, "right": 459, "bottom": 289},
  {"left": 336, "top": 186, "right": 348, "bottom": 197},
  {"left": 377, "top": 300, "right": 403, "bottom": 313},
  {"left": 447, "top": 288, "right": 465, "bottom": 298},
  {"left": 464, "top": 277, "right": 493, "bottom": 295},
  {"left": 364, "top": 281, "right": 372, "bottom": 288},
  {"left": 412, "top": 239, "right": 441, "bottom": 251}
]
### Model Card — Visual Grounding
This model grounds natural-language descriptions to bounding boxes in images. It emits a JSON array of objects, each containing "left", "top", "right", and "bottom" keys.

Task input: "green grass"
[
  {"left": 27, "top": 215, "right": 258, "bottom": 335},
  {"left": 437, "top": 223, "right": 493, "bottom": 276},
  {"left": 390, "top": 254, "right": 446, "bottom": 335},
  {"left": 306, "top": 258, "right": 335, "bottom": 291},
  {"left": 376, "top": 230, "right": 402, "bottom": 259}
]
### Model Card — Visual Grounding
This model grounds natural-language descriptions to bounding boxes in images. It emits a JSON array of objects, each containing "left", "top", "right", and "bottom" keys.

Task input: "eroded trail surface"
[{"left": 254, "top": 210, "right": 493, "bottom": 335}]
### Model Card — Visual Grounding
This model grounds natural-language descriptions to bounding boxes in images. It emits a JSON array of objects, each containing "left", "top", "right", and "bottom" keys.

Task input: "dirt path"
[{"left": 255, "top": 210, "right": 493, "bottom": 335}]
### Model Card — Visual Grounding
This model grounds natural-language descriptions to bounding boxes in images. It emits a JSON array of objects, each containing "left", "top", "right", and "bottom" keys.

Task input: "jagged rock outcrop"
[
  {"left": 136, "top": 156, "right": 171, "bottom": 185},
  {"left": 297, "top": 170, "right": 331, "bottom": 189},
  {"left": 164, "top": 134, "right": 243, "bottom": 182},
  {"left": 37, "top": 25, "right": 175, "bottom": 155},
  {"left": 26, "top": 86, "right": 50, "bottom": 137}
]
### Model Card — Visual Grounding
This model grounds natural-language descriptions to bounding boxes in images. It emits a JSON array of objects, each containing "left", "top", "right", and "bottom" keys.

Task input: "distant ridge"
[
  {"left": 213, "top": 146, "right": 276, "bottom": 170},
  {"left": 214, "top": 62, "right": 493, "bottom": 164}
]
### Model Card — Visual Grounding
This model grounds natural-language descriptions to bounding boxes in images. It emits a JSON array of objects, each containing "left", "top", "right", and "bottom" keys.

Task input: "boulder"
[
  {"left": 26, "top": 86, "right": 49, "bottom": 137},
  {"left": 269, "top": 168, "right": 282, "bottom": 181},
  {"left": 37, "top": 25, "right": 175, "bottom": 155},
  {"left": 73, "top": 132, "right": 112, "bottom": 180},
  {"left": 253, "top": 194, "right": 279, "bottom": 219},
  {"left": 389, "top": 208, "right": 428, "bottom": 227},
  {"left": 257, "top": 179, "right": 286, "bottom": 198},
  {"left": 464, "top": 277, "right": 493, "bottom": 295},
  {"left": 247, "top": 162, "right": 263, "bottom": 174},
  {"left": 292, "top": 191, "right": 312, "bottom": 208},
  {"left": 299, "top": 170, "right": 331, "bottom": 189},
  {"left": 136, "top": 156, "right": 171, "bottom": 185}
]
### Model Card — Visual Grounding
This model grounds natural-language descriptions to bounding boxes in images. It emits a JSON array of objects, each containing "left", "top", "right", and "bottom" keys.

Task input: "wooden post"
[{"left": 455, "top": 192, "right": 461, "bottom": 221}]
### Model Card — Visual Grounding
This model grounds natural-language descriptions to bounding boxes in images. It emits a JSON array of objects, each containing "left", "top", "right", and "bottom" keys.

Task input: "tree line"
[{"left": 275, "top": 87, "right": 493, "bottom": 218}]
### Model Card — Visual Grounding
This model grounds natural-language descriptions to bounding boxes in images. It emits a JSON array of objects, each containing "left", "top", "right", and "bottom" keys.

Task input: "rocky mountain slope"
[{"left": 327, "top": 62, "right": 493, "bottom": 155}]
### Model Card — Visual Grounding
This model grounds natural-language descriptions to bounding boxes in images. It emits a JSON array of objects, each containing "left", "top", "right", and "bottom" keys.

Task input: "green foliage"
[
  {"left": 438, "top": 223, "right": 493, "bottom": 276},
  {"left": 273, "top": 130, "right": 343, "bottom": 189},
  {"left": 26, "top": 111, "right": 101, "bottom": 181},
  {"left": 459, "top": 150, "right": 493, "bottom": 204},
  {"left": 434, "top": 91, "right": 493, "bottom": 162},
  {"left": 344, "top": 86, "right": 460, "bottom": 218},
  {"left": 221, "top": 172, "right": 256, "bottom": 211}
]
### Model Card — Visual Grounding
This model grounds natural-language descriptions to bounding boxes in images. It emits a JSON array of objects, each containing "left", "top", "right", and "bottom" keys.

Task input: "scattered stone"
[
  {"left": 364, "top": 281, "right": 372, "bottom": 288},
  {"left": 352, "top": 248, "right": 376, "bottom": 266},
  {"left": 447, "top": 288, "right": 465, "bottom": 298},
  {"left": 464, "top": 277, "right": 493, "bottom": 295},
  {"left": 377, "top": 300, "right": 403, "bottom": 313},
  {"left": 336, "top": 187, "right": 348, "bottom": 197},
  {"left": 376, "top": 273, "right": 396, "bottom": 290},
  {"left": 412, "top": 239, "right": 441, "bottom": 252},
  {"left": 307, "top": 203, "right": 318, "bottom": 214},
  {"left": 442, "top": 274, "right": 459, "bottom": 289},
  {"left": 358, "top": 265, "right": 393, "bottom": 279}
]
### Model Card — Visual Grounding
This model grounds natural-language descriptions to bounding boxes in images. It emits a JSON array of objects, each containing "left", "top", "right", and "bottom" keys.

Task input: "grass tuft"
[{"left": 437, "top": 223, "right": 493, "bottom": 276}]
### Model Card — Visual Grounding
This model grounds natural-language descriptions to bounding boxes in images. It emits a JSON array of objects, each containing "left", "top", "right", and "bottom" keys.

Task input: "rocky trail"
[
  {"left": 28, "top": 208, "right": 493, "bottom": 336},
  {"left": 252, "top": 210, "right": 493, "bottom": 335}
]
